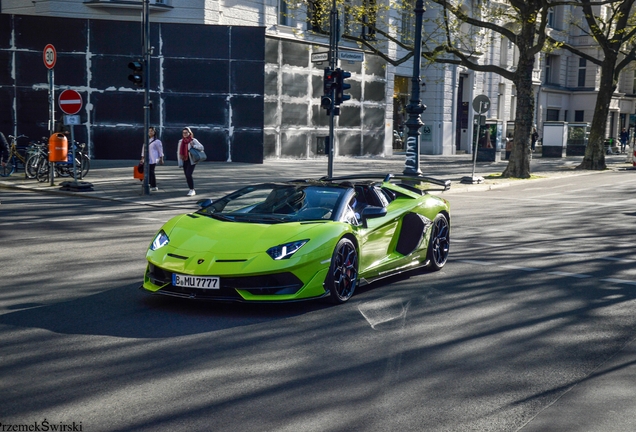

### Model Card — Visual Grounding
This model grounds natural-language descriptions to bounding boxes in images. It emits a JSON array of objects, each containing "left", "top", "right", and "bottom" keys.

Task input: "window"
[
  {"left": 361, "top": 0, "right": 377, "bottom": 40},
  {"left": 308, "top": 0, "right": 329, "bottom": 33},
  {"left": 547, "top": 109, "right": 559, "bottom": 121},
  {"left": 401, "top": 0, "right": 415, "bottom": 44},
  {"left": 578, "top": 58, "right": 586, "bottom": 87},
  {"left": 279, "top": 0, "right": 290, "bottom": 26},
  {"left": 575, "top": 110, "right": 584, "bottom": 122},
  {"left": 544, "top": 55, "right": 559, "bottom": 85}
]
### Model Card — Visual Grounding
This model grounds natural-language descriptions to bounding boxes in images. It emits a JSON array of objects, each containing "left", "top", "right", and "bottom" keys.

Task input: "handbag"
[
  {"left": 134, "top": 163, "right": 144, "bottom": 181},
  {"left": 189, "top": 146, "right": 207, "bottom": 163}
]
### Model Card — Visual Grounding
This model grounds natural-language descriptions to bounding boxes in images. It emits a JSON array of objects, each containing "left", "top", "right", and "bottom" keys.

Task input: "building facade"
[{"left": 2, "top": 0, "right": 634, "bottom": 160}]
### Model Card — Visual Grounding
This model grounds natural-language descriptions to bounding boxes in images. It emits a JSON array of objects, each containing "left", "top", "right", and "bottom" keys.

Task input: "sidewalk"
[{"left": 0, "top": 153, "right": 632, "bottom": 209}]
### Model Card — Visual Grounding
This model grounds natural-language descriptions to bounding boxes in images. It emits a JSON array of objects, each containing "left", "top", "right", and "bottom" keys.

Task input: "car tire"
[
  {"left": 427, "top": 213, "right": 450, "bottom": 271},
  {"left": 326, "top": 238, "right": 358, "bottom": 304}
]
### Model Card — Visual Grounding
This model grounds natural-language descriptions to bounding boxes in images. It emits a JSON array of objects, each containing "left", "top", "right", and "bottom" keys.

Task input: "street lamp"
[{"left": 403, "top": 0, "right": 426, "bottom": 175}]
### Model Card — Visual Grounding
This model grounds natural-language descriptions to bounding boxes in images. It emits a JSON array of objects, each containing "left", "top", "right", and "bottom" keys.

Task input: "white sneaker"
[
  {"left": 187, "top": 189, "right": 196, "bottom": 196},
  {"left": 150, "top": 187, "right": 159, "bottom": 191}
]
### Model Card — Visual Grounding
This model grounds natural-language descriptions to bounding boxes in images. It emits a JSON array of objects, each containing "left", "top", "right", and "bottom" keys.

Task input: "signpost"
[
  {"left": 58, "top": 90, "right": 86, "bottom": 188},
  {"left": 44, "top": 45, "right": 56, "bottom": 185},
  {"left": 461, "top": 95, "right": 491, "bottom": 184}
]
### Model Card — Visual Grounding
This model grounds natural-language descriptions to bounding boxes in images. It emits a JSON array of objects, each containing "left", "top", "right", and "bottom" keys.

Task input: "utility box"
[
  {"left": 542, "top": 121, "right": 567, "bottom": 157},
  {"left": 473, "top": 120, "right": 503, "bottom": 162},
  {"left": 566, "top": 123, "right": 590, "bottom": 156}
]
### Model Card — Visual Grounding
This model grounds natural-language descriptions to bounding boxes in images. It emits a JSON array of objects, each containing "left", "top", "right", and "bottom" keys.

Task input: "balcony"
[{"left": 84, "top": 0, "right": 173, "bottom": 11}]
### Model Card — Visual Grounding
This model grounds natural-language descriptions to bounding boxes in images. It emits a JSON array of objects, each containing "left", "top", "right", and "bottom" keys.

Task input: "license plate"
[{"left": 172, "top": 273, "right": 220, "bottom": 289}]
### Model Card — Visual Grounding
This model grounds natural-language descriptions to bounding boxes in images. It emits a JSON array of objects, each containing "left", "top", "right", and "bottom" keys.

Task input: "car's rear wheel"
[
  {"left": 427, "top": 213, "right": 450, "bottom": 270},
  {"left": 326, "top": 238, "right": 358, "bottom": 304}
]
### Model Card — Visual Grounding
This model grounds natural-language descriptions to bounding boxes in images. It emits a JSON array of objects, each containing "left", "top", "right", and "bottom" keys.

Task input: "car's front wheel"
[
  {"left": 427, "top": 213, "right": 450, "bottom": 270},
  {"left": 325, "top": 238, "right": 358, "bottom": 304}
]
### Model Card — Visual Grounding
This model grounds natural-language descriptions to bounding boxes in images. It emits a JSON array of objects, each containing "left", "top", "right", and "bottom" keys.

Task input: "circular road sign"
[
  {"left": 43, "top": 44, "right": 57, "bottom": 69},
  {"left": 472, "top": 94, "right": 491, "bottom": 114},
  {"left": 58, "top": 89, "right": 83, "bottom": 115}
]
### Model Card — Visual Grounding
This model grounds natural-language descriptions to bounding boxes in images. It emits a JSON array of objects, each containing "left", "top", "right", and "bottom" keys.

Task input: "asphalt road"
[{"left": 1, "top": 170, "right": 635, "bottom": 431}]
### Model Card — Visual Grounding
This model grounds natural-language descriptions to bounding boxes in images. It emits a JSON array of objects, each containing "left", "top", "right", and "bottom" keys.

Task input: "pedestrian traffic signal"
[
  {"left": 335, "top": 68, "right": 351, "bottom": 105},
  {"left": 323, "top": 68, "right": 336, "bottom": 95},
  {"left": 128, "top": 61, "right": 143, "bottom": 87}
]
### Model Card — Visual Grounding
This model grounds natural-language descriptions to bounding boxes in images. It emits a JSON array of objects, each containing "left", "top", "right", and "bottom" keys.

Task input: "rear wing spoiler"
[{"left": 319, "top": 173, "right": 452, "bottom": 192}]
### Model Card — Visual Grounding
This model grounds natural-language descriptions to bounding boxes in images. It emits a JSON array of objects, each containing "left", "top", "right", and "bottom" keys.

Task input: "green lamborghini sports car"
[{"left": 141, "top": 173, "right": 451, "bottom": 304}]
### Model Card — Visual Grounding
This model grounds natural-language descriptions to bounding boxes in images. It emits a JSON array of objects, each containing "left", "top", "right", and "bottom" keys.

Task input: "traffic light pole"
[
  {"left": 403, "top": 0, "right": 426, "bottom": 176},
  {"left": 142, "top": 0, "right": 151, "bottom": 195},
  {"left": 327, "top": 0, "right": 338, "bottom": 178}
]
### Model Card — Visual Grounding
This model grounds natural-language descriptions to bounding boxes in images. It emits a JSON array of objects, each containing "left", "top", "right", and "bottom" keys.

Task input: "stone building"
[{"left": 1, "top": 0, "right": 634, "bottom": 161}]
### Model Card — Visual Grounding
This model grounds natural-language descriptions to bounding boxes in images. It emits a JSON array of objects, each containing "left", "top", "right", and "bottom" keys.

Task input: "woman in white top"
[{"left": 140, "top": 127, "right": 164, "bottom": 191}]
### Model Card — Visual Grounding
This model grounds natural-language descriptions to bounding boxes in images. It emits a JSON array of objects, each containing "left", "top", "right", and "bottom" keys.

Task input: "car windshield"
[{"left": 197, "top": 184, "right": 347, "bottom": 223}]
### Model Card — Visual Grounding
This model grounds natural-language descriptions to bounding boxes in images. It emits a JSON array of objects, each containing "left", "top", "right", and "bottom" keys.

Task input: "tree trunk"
[
  {"left": 502, "top": 55, "right": 534, "bottom": 178},
  {"left": 577, "top": 58, "right": 617, "bottom": 170}
]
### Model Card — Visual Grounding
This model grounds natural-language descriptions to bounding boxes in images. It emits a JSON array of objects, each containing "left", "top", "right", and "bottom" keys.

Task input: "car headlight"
[
  {"left": 150, "top": 230, "right": 169, "bottom": 251},
  {"left": 266, "top": 239, "right": 308, "bottom": 260}
]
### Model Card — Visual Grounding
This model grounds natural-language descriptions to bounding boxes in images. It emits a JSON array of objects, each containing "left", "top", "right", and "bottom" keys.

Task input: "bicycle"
[
  {"left": 36, "top": 141, "right": 90, "bottom": 182},
  {"left": 0, "top": 135, "right": 29, "bottom": 177}
]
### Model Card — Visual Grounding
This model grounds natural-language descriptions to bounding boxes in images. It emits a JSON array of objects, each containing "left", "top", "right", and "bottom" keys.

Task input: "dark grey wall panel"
[
  {"left": 338, "top": 105, "right": 358, "bottom": 127},
  {"left": 281, "top": 133, "right": 307, "bottom": 157},
  {"left": 231, "top": 27, "right": 265, "bottom": 60},
  {"left": 52, "top": 54, "right": 86, "bottom": 87},
  {"left": 311, "top": 74, "right": 323, "bottom": 98},
  {"left": 163, "top": 58, "right": 230, "bottom": 94},
  {"left": 338, "top": 133, "right": 360, "bottom": 156},
  {"left": 363, "top": 132, "right": 384, "bottom": 154},
  {"left": 90, "top": 20, "right": 149, "bottom": 56},
  {"left": 0, "top": 88, "right": 14, "bottom": 132},
  {"left": 162, "top": 24, "right": 229, "bottom": 59},
  {"left": 281, "top": 41, "right": 308, "bottom": 67},
  {"left": 0, "top": 15, "right": 10, "bottom": 49},
  {"left": 365, "top": 81, "right": 385, "bottom": 102},
  {"left": 265, "top": 38, "right": 278, "bottom": 64},
  {"left": 282, "top": 72, "right": 308, "bottom": 98},
  {"left": 16, "top": 88, "right": 50, "bottom": 133},
  {"left": 232, "top": 95, "right": 263, "bottom": 128},
  {"left": 233, "top": 130, "right": 264, "bottom": 163},
  {"left": 231, "top": 60, "right": 264, "bottom": 94},
  {"left": 164, "top": 94, "right": 228, "bottom": 126},
  {"left": 281, "top": 102, "right": 307, "bottom": 125},
  {"left": 264, "top": 71, "right": 277, "bottom": 96},
  {"left": 15, "top": 16, "right": 87, "bottom": 52},
  {"left": 264, "top": 101, "right": 277, "bottom": 126},
  {"left": 14, "top": 52, "right": 48, "bottom": 86},
  {"left": 0, "top": 51, "right": 12, "bottom": 85},
  {"left": 263, "top": 132, "right": 276, "bottom": 157}
]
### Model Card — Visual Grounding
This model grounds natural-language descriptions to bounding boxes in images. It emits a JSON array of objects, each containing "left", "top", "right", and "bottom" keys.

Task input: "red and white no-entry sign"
[
  {"left": 43, "top": 44, "right": 56, "bottom": 69},
  {"left": 58, "top": 89, "right": 83, "bottom": 115}
]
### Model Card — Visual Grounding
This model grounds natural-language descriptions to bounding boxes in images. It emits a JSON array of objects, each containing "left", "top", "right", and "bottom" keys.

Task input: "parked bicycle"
[
  {"left": 0, "top": 135, "right": 29, "bottom": 177},
  {"left": 36, "top": 141, "right": 90, "bottom": 182}
]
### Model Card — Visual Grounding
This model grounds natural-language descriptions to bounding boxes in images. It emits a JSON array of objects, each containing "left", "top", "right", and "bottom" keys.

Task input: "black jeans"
[
  {"left": 183, "top": 158, "right": 195, "bottom": 190},
  {"left": 148, "top": 163, "right": 157, "bottom": 187}
]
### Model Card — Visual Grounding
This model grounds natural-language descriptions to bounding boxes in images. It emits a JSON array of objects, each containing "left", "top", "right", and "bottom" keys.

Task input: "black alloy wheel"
[
  {"left": 326, "top": 238, "right": 358, "bottom": 304},
  {"left": 427, "top": 213, "right": 450, "bottom": 270}
]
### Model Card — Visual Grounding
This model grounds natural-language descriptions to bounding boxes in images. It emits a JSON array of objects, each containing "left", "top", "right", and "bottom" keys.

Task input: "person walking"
[
  {"left": 177, "top": 127, "right": 204, "bottom": 196},
  {"left": 531, "top": 127, "right": 539, "bottom": 152},
  {"left": 620, "top": 127, "right": 629, "bottom": 154},
  {"left": 140, "top": 126, "right": 164, "bottom": 191}
]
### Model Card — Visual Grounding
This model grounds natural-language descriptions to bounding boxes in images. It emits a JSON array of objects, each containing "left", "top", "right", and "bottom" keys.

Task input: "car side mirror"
[
  {"left": 196, "top": 198, "right": 213, "bottom": 208},
  {"left": 360, "top": 205, "right": 387, "bottom": 227}
]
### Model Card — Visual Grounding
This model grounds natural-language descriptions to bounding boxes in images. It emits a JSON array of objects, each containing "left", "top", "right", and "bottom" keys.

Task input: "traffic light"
[
  {"left": 323, "top": 68, "right": 336, "bottom": 95},
  {"left": 321, "top": 95, "right": 332, "bottom": 110},
  {"left": 128, "top": 61, "right": 143, "bottom": 87},
  {"left": 334, "top": 68, "right": 351, "bottom": 105}
]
